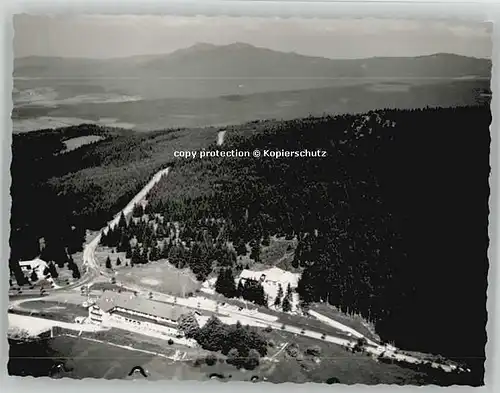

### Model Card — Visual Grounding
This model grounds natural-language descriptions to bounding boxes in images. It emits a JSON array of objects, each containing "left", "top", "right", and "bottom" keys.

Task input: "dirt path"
[{"left": 270, "top": 342, "right": 289, "bottom": 360}]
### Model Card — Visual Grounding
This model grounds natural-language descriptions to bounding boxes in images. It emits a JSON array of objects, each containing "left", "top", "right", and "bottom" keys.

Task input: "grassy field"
[
  {"left": 79, "top": 327, "right": 201, "bottom": 357},
  {"left": 62, "top": 135, "right": 105, "bottom": 152},
  {"left": 94, "top": 245, "right": 128, "bottom": 268},
  {"left": 257, "top": 329, "right": 453, "bottom": 385},
  {"left": 94, "top": 244, "right": 201, "bottom": 296},
  {"left": 116, "top": 327, "right": 460, "bottom": 384},
  {"left": 8, "top": 324, "right": 465, "bottom": 384},
  {"left": 89, "top": 282, "right": 134, "bottom": 293},
  {"left": 237, "top": 236, "right": 299, "bottom": 272},
  {"left": 116, "top": 259, "right": 201, "bottom": 297},
  {"left": 11, "top": 300, "right": 88, "bottom": 323}
]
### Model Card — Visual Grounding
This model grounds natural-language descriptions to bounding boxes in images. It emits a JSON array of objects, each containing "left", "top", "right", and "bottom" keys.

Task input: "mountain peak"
[
  {"left": 167, "top": 42, "right": 218, "bottom": 58},
  {"left": 166, "top": 42, "right": 261, "bottom": 60},
  {"left": 190, "top": 42, "right": 218, "bottom": 51},
  {"left": 186, "top": 42, "right": 258, "bottom": 52},
  {"left": 225, "top": 42, "right": 256, "bottom": 49}
]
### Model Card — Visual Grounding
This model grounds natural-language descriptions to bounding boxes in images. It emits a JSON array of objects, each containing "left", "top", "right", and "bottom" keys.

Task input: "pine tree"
[
  {"left": 131, "top": 247, "right": 141, "bottom": 265},
  {"left": 282, "top": 283, "right": 293, "bottom": 312},
  {"left": 215, "top": 268, "right": 236, "bottom": 298},
  {"left": 168, "top": 244, "right": 185, "bottom": 268},
  {"left": 117, "top": 232, "right": 129, "bottom": 252},
  {"left": 125, "top": 244, "right": 132, "bottom": 259},
  {"left": 240, "top": 278, "right": 267, "bottom": 306},
  {"left": 101, "top": 228, "right": 109, "bottom": 246},
  {"left": 132, "top": 203, "right": 144, "bottom": 218},
  {"left": 261, "top": 232, "right": 271, "bottom": 247},
  {"left": 149, "top": 245, "right": 160, "bottom": 262},
  {"left": 160, "top": 239, "right": 171, "bottom": 259},
  {"left": 237, "top": 279, "right": 244, "bottom": 297},
  {"left": 48, "top": 262, "right": 59, "bottom": 278},
  {"left": 72, "top": 265, "right": 81, "bottom": 279},
  {"left": 282, "top": 296, "right": 291, "bottom": 312},
  {"left": 196, "top": 316, "right": 228, "bottom": 352},
  {"left": 116, "top": 257, "right": 122, "bottom": 266},
  {"left": 274, "top": 284, "right": 283, "bottom": 307},
  {"left": 296, "top": 270, "right": 316, "bottom": 304},
  {"left": 235, "top": 240, "right": 247, "bottom": 256},
  {"left": 106, "top": 227, "right": 116, "bottom": 247},
  {"left": 30, "top": 270, "right": 38, "bottom": 282},
  {"left": 11, "top": 259, "right": 27, "bottom": 286},
  {"left": 256, "top": 282, "right": 267, "bottom": 306},
  {"left": 105, "top": 256, "right": 112, "bottom": 269},
  {"left": 118, "top": 212, "right": 127, "bottom": 229},
  {"left": 140, "top": 248, "right": 148, "bottom": 264}
]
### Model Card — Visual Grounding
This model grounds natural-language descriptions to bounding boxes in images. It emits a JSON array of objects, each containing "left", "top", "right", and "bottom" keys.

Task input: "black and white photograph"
[{"left": 7, "top": 14, "right": 491, "bottom": 385}]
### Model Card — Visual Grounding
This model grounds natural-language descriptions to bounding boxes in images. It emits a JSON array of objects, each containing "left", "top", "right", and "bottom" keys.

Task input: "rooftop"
[
  {"left": 239, "top": 267, "right": 299, "bottom": 286},
  {"left": 97, "top": 290, "right": 189, "bottom": 322},
  {"left": 19, "top": 257, "right": 47, "bottom": 267}
]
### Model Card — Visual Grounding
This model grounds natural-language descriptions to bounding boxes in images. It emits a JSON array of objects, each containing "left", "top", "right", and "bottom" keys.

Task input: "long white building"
[{"left": 88, "top": 290, "right": 196, "bottom": 344}]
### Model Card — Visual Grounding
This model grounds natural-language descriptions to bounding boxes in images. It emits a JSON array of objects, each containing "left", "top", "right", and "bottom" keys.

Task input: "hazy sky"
[{"left": 14, "top": 15, "right": 492, "bottom": 59}]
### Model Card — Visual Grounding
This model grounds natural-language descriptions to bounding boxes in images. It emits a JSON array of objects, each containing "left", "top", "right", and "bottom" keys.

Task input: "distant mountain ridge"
[{"left": 14, "top": 42, "right": 491, "bottom": 79}]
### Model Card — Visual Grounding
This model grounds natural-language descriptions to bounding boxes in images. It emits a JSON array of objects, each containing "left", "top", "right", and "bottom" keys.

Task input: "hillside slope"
[
  {"left": 14, "top": 44, "right": 491, "bottom": 79},
  {"left": 142, "top": 105, "right": 489, "bottom": 384}
]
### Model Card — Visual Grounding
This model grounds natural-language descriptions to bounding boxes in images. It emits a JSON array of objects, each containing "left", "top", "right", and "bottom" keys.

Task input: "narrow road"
[
  {"left": 79, "top": 167, "right": 171, "bottom": 290},
  {"left": 217, "top": 130, "right": 226, "bottom": 146},
  {"left": 8, "top": 313, "right": 106, "bottom": 334}
]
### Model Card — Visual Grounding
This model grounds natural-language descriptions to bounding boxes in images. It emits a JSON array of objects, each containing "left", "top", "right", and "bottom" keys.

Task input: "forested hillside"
[
  {"left": 9, "top": 124, "right": 217, "bottom": 279},
  {"left": 133, "top": 106, "right": 489, "bottom": 383},
  {"left": 10, "top": 106, "right": 490, "bottom": 383}
]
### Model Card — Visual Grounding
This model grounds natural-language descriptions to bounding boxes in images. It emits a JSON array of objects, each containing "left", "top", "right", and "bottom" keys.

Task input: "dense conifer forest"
[
  {"left": 10, "top": 106, "right": 490, "bottom": 384},
  {"left": 9, "top": 124, "right": 216, "bottom": 278},
  {"left": 135, "top": 106, "right": 489, "bottom": 382}
]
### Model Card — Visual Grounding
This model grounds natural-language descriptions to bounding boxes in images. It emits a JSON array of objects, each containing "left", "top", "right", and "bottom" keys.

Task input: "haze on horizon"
[{"left": 14, "top": 15, "right": 492, "bottom": 60}]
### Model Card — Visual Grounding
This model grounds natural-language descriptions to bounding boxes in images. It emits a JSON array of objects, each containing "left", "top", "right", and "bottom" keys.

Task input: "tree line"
[{"left": 178, "top": 312, "right": 267, "bottom": 370}]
